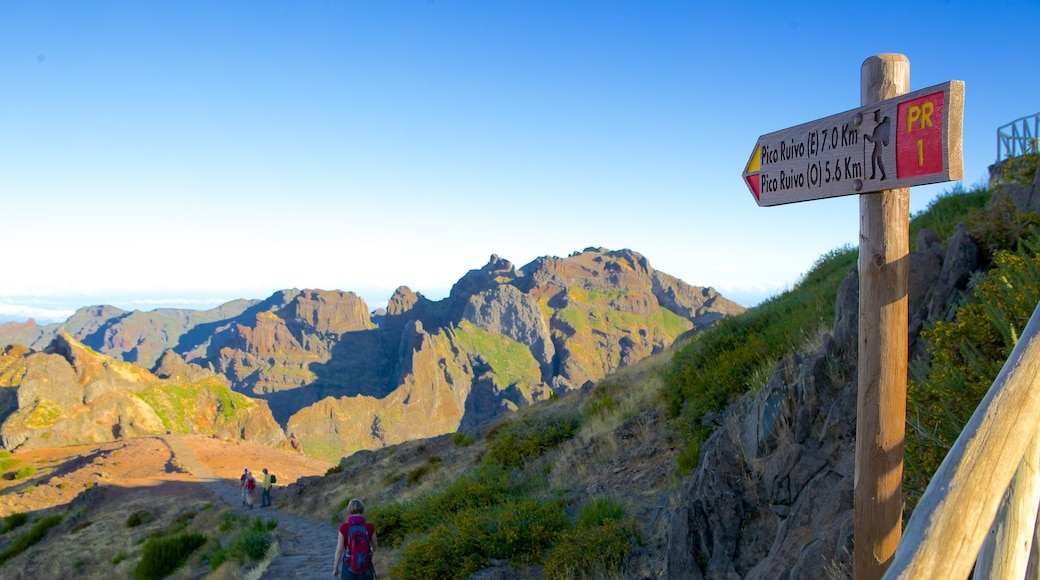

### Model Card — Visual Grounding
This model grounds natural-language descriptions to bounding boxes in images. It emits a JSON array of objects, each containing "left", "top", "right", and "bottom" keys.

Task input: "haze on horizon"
[{"left": 3, "top": 1, "right": 1038, "bottom": 325}]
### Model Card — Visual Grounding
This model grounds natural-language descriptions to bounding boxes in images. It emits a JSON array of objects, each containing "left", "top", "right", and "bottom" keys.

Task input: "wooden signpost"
[
  {"left": 741, "top": 54, "right": 964, "bottom": 579},
  {"left": 743, "top": 79, "right": 963, "bottom": 206}
]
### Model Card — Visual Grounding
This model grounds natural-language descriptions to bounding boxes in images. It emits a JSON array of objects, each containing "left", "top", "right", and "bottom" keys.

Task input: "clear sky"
[{"left": 2, "top": 0, "right": 1039, "bottom": 323}]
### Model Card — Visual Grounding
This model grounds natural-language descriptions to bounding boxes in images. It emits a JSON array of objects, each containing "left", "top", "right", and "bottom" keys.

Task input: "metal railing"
[
  {"left": 998, "top": 113, "right": 1040, "bottom": 161},
  {"left": 885, "top": 300, "right": 1040, "bottom": 578}
]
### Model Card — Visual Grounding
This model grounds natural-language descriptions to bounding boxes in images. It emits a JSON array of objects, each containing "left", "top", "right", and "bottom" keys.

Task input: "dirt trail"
[{"left": 160, "top": 436, "right": 340, "bottom": 579}]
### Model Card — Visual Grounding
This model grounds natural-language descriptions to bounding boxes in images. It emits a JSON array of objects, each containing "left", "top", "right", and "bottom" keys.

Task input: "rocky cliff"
[{"left": 663, "top": 198, "right": 1013, "bottom": 578}]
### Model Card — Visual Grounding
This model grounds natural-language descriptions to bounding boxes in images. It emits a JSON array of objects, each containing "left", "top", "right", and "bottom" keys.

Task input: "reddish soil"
[{"left": 0, "top": 435, "right": 333, "bottom": 518}]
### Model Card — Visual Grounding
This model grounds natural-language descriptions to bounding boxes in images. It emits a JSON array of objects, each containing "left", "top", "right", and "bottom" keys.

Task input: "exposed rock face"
[
  {"left": 0, "top": 334, "right": 284, "bottom": 451},
  {"left": 0, "top": 248, "right": 744, "bottom": 462},
  {"left": 153, "top": 350, "right": 225, "bottom": 384},
  {"left": 463, "top": 284, "right": 555, "bottom": 381},
  {"left": 664, "top": 226, "right": 984, "bottom": 578},
  {"left": 283, "top": 290, "right": 372, "bottom": 336},
  {"left": 285, "top": 324, "right": 474, "bottom": 458}
]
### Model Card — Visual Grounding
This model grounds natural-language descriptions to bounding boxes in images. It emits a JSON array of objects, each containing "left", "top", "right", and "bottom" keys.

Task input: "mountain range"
[{"left": 0, "top": 247, "right": 744, "bottom": 461}]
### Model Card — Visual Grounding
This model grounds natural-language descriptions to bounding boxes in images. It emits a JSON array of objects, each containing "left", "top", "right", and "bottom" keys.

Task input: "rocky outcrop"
[
  {"left": 283, "top": 290, "right": 373, "bottom": 336},
  {"left": 0, "top": 334, "right": 284, "bottom": 451},
  {"left": 153, "top": 350, "right": 225, "bottom": 384},
  {"left": 664, "top": 225, "right": 984, "bottom": 578}
]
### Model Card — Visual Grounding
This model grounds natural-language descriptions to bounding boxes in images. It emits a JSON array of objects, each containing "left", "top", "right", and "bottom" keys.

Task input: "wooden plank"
[
  {"left": 885, "top": 301, "right": 1040, "bottom": 579},
  {"left": 974, "top": 432, "right": 1040, "bottom": 579},
  {"left": 855, "top": 53, "right": 910, "bottom": 580},
  {"left": 742, "top": 80, "right": 963, "bottom": 207}
]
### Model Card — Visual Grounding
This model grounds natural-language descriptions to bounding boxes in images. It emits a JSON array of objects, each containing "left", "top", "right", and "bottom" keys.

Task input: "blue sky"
[{"left": 2, "top": 0, "right": 1039, "bottom": 323}]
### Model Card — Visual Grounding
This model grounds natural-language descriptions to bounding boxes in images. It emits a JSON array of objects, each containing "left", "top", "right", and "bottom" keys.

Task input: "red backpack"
[
  {"left": 342, "top": 517, "right": 372, "bottom": 573},
  {"left": 246, "top": 476, "right": 256, "bottom": 491}
]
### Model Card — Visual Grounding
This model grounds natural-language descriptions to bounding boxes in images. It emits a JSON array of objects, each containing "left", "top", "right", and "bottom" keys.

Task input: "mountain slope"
[
  {"left": 0, "top": 333, "right": 285, "bottom": 451},
  {"left": 0, "top": 248, "right": 744, "bottom": 461}
]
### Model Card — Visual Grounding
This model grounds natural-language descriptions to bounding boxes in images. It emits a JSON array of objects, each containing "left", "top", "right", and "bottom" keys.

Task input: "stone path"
[{"left": 159, "top": 436, "right": 339, "bottom": 579}]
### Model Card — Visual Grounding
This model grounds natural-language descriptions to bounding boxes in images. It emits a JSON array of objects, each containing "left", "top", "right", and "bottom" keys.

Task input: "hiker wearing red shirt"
[
  {"left": 241, "top": 468, "right": 256, "bottom": 509},
  {"left": 333, "top": 498, "right": 377, "bottom": 579}
]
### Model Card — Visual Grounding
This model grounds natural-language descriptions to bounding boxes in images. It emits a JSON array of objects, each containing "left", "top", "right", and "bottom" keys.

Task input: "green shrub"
[
  {"left": 133, "top": 531, "right": 207, "bottom": 580},
  {"left": 126, "top": 510, "right": 154, "bottom": 528},
  {"left": 585, "top": 393, "right": 618, "bottom": 418},
  {"left": 543, "top": 519, "right": 639, "bottom": 579},
  {"left": 0, "top": 514, "right": 63, "bottom": 565},
  {"left": 205, "top": 545, "right": 229, "bottom": 568},
  {"left": 577, "top": 497, "right": 626, "bottom": 528},
  {"left": 1, "top": 512, "right": 28, "bottom": 533},
  {"left": 12, "top": 465, "right": 34, "bottom": 480},
  {"left": 250, "top": 516, "right": 277, "bottom": 532},
  {"left": 219, "top": 511, "right": 246, "bottom": 532},
  {"left": 206, "top": 512, "right": 276, "bottom": 565},
  {"left": 370, "top": 464, "right": 531, "bottom": 548},
  {"left": 325, "top": 464, "right": 344, "bottom": 476},
  {"left": 0, "top": 456, "right": 19, "bottom": 472},
  {"left": 391, "top": 520, "right": 488, "bottom": 580},
  {"left": 999, "top": 151, "right": 1039, "bottom": 185},
  {"left": 905, "top": 232, "right": 1040, "bottom": 512},
  {"left": 452, "top": 431, "right": 475, "bottom": 447},
  {"left": 228, "top": 529, "right": 272, "bottom": 561},
  {"left": 485, "top": 413, "right": 581, "bottom": 468},
  {"left": 391, "top": 499, "right": 569, "bottom": 579}
]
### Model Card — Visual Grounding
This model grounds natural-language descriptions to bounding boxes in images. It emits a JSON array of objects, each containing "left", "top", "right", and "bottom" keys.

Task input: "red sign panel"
[{"left": 896, "top": 91, "right": 946, "bottom": 179}]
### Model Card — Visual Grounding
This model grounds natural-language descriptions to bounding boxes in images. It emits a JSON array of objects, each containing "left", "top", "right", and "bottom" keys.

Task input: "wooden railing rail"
[{"left": 884, "top": 300, "right": 1040, "bottom": 578}]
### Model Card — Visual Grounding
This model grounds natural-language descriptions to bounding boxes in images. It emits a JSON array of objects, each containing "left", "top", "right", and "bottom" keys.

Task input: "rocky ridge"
[{"left": 0, "top": 248, "right": 744, "bottom": 461}]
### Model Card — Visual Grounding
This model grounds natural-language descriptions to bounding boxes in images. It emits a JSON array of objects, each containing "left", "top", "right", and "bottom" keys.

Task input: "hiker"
[
  {"left": 240, "top": 468, "right": 250, "bottom": 506},
  {"left": 243, "top": 469, "right": 257, "bottom": 509},
  {"left": 333, "top": 498, "right": 377, "bottom": 579},
  {"left": 261, "top": 467, "right": 273, "bottom": 507}
]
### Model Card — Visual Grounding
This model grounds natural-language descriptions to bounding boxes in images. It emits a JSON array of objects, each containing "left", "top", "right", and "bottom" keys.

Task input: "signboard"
[{"left": 742, "top": 80, "right": 964, "bottom": 206}]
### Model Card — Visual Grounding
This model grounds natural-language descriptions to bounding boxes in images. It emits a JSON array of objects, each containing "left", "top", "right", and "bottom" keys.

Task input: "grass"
[
  {"left": 206, "top": 512, "right": 278, "bottom": 568},
  {"left": 133, "top": 531, "right": 208, "bottom": 580},
  {"left": 484, "top": 412, "right": 581, "bottom": 469},
  {"left": 134, "top": 377, "right": 254, "bottom": 433},
  {"left": 0, "top": 455, "right": 21, "bottom": 473},
  {"left": 661, "top": 244, "right": 856, "bottom": 473},
  {"left": 0, "top": 513, "right": 63, "bottom": 565},
  {"left": 0, "top": 512, "right": 28, "bottom": 533},
  {"left": 12, "top": 465, "right": 35, "bottom": 480},
  {"left": 7, "top": 398, "right": 65, "bottom": 430},
  {"left": 453, "top": 321, "right": 543, "bottom": 397}
]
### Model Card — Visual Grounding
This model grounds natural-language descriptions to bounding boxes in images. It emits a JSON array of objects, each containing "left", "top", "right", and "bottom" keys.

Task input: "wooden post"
[{"left": 855, "top": 53, "right": 910, "bottom": 580}]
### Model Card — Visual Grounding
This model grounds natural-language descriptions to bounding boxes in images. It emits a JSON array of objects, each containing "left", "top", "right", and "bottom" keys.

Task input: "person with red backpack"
[
  {"left": 333, "top": 498, "right": 377, "bottom": 579},
  {"left": 243, "top": 469, "right": 257, "bottom": 509}
]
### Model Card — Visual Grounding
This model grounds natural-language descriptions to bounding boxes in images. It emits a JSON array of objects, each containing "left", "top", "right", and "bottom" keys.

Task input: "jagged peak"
[{"left": 45, "top": 332, "right": 157, "bottom": 385}]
